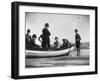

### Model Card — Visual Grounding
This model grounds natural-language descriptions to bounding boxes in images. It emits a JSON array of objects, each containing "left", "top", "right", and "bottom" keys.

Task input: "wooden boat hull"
[{"left": 26, "top": 46, "right": 74, "bottom": 58}]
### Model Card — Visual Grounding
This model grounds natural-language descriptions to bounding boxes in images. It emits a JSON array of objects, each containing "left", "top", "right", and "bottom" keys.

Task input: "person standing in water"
[
  {"left": 42, "top": 23, "right": 51, "bottom": 48},
  {"left": 75, "top": 29, "right": 81, "bottom": 56}
]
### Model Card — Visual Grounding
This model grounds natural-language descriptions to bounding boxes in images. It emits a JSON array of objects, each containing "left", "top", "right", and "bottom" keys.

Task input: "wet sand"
[{"left": 25, "top": 49, "right": 89, "bottom": 68}]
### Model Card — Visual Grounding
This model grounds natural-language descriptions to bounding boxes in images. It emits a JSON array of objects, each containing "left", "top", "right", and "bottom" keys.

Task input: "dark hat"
[
  {"left": 75, "top": 29, "right": 78, "bottom": 32},
  {"left": 32, "top": 34, "right": 37, "bottom": 38},
  {"left": 27, "top": 29, "right": 30, "bottom": 33},
  {"left": 45, "top": 23, "right": 49, "bottom": 27},
  {"left": 62, "top": 39, "right": 66, "bottom": 41}
]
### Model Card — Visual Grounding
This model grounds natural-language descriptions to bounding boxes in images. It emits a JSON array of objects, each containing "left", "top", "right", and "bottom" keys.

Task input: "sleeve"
[
  {"left": 48, "top": 30, "right": 51, "bottom": 36},
  {"left": 78, "top": 34, "right": 81, "bottom": 40}
]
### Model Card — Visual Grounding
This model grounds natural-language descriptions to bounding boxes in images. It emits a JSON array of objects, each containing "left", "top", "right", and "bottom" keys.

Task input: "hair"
[
  {"left": 62, "top": 39, "right": 65, "bottom": 42},
  {"left": 27, "top": 29, "right": 30, "bottom": 33},
  {"left": 45, "top": 23, "right": 49, "bottom": 27},
  {"left": 55, "top": 37, "right": 58, "bottom": 40},
  {"left": 32, "top": 34, "right": 37, "bottom": 38},
  {"left": 75, "top": 29, "right": 78, "bottom": 32}
]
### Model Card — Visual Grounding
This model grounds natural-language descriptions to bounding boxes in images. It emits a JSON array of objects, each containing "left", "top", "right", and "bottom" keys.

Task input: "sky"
[{"left": 25, "top": 12, "right": 90, "bottom": 45}]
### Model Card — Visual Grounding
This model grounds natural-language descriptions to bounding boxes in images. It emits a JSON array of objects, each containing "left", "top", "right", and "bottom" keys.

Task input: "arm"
[
  {"left": 38, "top": 35, "right": 42, "bottom": 43},
  {"left": 48, "top": 30, "right": 51, "bottom": 36},
  {"left": 78, "top": 34, "right": 81, "bottom": 40},
  {"left": 76, "top": 34, "right": 81, "bottom": 41}
]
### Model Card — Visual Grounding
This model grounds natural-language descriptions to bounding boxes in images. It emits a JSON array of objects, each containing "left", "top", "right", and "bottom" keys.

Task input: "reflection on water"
[{"left": 25, "top": 49, "right": 89, "bottom": 68}]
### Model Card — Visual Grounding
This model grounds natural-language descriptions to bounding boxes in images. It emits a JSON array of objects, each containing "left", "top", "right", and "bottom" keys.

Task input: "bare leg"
[
  {"left": 77, "top": 48, "right": 80, "bottom": 56},
  {"left": 76, "top": 48, "right": 78, "bottom": 56}
]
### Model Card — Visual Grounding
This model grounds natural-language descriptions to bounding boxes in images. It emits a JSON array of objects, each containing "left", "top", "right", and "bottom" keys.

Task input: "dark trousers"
[{"left": 76, "top": 41, "right": 80, "bottom": 55}]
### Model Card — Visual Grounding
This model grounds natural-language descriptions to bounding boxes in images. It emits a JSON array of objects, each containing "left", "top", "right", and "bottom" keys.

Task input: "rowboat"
[{"left": 26, "top": 46, "right": 74, "bottom": 58}]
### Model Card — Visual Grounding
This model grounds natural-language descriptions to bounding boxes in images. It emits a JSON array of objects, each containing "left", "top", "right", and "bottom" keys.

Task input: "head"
[
  {"left": 27, "top": 29, "right": 30, "bottom": 34},
  {"left": 55, "top": 37, "right": 58, "bottom": 41},
  {"left": 75, "top": 29, "right": 78, "bottom": 34},
  {"left": 32, "top": 34, "right": 37, "bottom": 40},
  {"left": 65, "top": 39, "right": 68, "bottom": 43},
  {"left": 45, "top": 23, "right": 49, "bottom": 29},
  {"left": 62, "top": 39, "right": 66, "bottom": 43}
]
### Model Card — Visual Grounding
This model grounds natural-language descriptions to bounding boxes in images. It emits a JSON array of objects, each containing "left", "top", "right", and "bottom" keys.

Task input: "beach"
[{"left": 25, "top": 49, "right": 89, "bottom": 68}]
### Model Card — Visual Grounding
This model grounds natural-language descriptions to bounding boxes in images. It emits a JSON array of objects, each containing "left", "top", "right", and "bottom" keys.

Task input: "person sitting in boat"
[
  {"left": 60, "top": 39, "right": 70, "bottom": 48},
  {"left": 25, "top": 29, "right": 31, "bottom": 49},
  {"left": 65, "top": 39, "right": 70, "bottom": 47},
  {"left": 42, "top": 23, "right": 51, "bottom": 48},
  {"left": 30, "top": 34, "right": 39, "bottom": 48},
  {"left": 54, "top": 37, "right": 60, "bottom": 48}
]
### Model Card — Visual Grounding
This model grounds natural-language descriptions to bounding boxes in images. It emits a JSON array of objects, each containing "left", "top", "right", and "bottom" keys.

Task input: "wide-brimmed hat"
[{"left": 32, "top": 34, "right": 37, "bottom": 38}]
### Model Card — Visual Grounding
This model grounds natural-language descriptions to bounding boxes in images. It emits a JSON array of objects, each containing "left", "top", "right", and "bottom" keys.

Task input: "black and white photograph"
[
  {"left": 11, "top": 1, "right": 97, "bottom": 79},
  {"left": 25, "top": 13, "right": 90, "bottom": 68}
]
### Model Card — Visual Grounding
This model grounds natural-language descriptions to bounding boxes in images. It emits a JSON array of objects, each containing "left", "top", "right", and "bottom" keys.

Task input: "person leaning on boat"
[
  {"left": 25, "top": 29, "right": 31, "bottom": 49},
  {"left": 42, "top": 23, "right": 51, "bottom": 48},
  {"left": 75, "top": 29, "right": 81, "bottom": 56}
]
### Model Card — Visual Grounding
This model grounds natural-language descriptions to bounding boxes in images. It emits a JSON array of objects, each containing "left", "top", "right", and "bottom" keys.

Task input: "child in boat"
[
  {"left": 60, "top": 39, "right": 70, "bottom": 48},
  {"left": 30, "top": 34, "right": 39, "bottom": 48},
  {"left": 25, "top": 29, "right": 31, "bottom": 49},
  {"left": 65, "top": 39, "right": 70, "bottom": 47},
  {"left": 54, "top": 37, "right": 60, "bottom": 48}
]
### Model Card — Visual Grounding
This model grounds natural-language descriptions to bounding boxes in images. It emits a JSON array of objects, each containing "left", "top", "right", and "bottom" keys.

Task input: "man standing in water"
[
  {"left": 75, "top": 29, "right": 81, "bottom": 56},
  {"left": 42, "top": 23, "right": 51, "bottom": 48}
]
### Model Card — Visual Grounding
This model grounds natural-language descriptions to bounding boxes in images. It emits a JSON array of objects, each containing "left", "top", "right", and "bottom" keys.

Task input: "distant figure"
[
  {"left": 75, "top": 29, "right": 81, "bottom": 56},
  {"left": 61, "top": 39, "right": 70, "bottom": 48},
  {"left": 30, "top": 34, "right": 39, "bottom": 48},
  {"left": 54, "top": 37, "right": 60, "bottom": 48},
  {"left": 26, "top": 29, "right": 31, "bottom": 49},
  {"left": 42, "top": 23, "right": 51, "bottom": 48}
]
